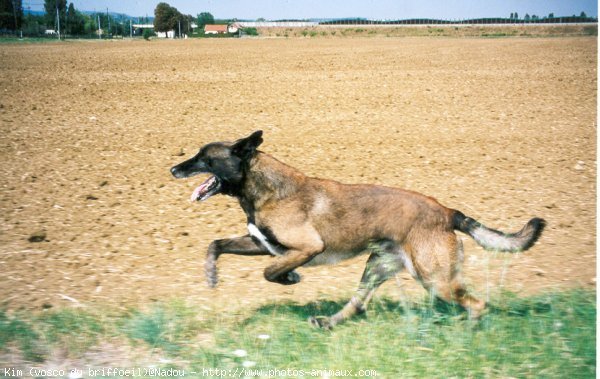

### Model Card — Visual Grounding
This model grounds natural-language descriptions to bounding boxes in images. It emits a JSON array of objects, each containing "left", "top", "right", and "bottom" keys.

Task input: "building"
[
  {"left": 204, "top": 24, "right": 228, "bottom": 34},
  {"left": 156, "top": 30, "right": 175, "bottom": 38},
  {"left": 228, "top": 23, "right": 242, "bottom": 33}
]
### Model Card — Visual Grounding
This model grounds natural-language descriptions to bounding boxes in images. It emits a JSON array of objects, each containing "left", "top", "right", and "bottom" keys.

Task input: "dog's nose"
[{"left": 170, "top": 167, "right": 179, "bottom": 177}]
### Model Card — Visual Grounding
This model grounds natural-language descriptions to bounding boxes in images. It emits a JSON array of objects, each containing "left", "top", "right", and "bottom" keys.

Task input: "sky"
[{"left": 24, "top": 0, "right": 598, "bottom": 20}]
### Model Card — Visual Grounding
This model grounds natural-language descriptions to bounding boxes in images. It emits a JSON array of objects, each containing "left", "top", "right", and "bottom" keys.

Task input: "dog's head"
[{"left": 170, "top": 130, "right": 263, "bottom": 202}]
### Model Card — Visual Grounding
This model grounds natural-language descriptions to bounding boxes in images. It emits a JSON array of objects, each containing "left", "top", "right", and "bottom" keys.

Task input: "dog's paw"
[
  {"left": 308, "top": 316, "right": 333, "bottom": 330},
  {"left": 205, "top": 260, "right": 218, "bottom": 288},
  {"left": 206, "top": 274, "right": 218, "bottom": 288},
  {"left": 285, "top": 270, "right": 301, "bottom": 284},
  {"left": 274, "top": 270, "right": 301, "bottom": 285}
]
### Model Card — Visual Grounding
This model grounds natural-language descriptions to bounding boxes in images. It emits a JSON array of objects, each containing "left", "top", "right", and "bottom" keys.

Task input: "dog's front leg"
[
  {"left": 206, "top": 235, "right": 271, "bottom": 287},
  {"left": 263, "top": 227, "right": 324, "bottom": 285},
  {"left": 263, "top": 248, "right": 322, "bottom": 285}
]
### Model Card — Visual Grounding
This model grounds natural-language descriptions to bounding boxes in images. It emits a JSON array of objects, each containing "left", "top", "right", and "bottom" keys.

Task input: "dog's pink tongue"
[{"left": 190, "top": 176, "right": 216, "bottom": 202}]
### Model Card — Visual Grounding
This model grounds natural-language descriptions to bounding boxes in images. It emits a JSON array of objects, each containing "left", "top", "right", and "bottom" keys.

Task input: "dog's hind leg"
[
  {"left": 206, "top": 235, "right": 273, "bottom": 287},
  {"left": 309, "top": 241, "right": 404, "bottom": 329},
  {"left": 411, "top": 234, "right": 487, "bottom": 319}
]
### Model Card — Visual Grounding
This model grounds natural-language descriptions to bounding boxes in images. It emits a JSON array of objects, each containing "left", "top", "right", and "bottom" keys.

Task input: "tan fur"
[
  {"left": 238, "top": 152, "right": 482, "bottom": 327},
  {"left": 189, "top": 134, "right": 542, "bottom": 328},
  {"left": 247, "top": 153, "right": 453, "bottom": 252}
]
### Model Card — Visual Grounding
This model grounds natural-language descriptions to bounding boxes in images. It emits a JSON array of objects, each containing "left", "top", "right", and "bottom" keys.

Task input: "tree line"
[
  {"left": 0, "top": 0, "right": 175, "bottom": 37},
  {"left": 0, "top": 0, "right": 220, "bottom": 38},
  {"left": 1, "top": 0, "right": 139, "bottom": 37}
]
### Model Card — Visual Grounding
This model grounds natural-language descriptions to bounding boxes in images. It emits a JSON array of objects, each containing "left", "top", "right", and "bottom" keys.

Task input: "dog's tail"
[{"left": 452, "top": 210, "right": 545, "bottom": 252}]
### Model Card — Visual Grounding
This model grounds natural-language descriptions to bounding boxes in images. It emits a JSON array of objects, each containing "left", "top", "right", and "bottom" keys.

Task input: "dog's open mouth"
[{"left": 190, "top": 176, "right": 222, "bottom": 202}]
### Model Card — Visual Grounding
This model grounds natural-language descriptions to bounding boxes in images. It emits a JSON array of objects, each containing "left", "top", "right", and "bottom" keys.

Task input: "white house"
[
  {"left": 228, "top": 23, "right": 242, "bottom": 33},
  {"left": 156, "top": 30, "right": 175, "bottom": 38}
]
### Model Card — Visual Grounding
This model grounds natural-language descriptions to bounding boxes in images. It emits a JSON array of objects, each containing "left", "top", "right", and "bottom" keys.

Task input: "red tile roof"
[{"left": 204, "top": 24, "right": 228, "bottom": 33}]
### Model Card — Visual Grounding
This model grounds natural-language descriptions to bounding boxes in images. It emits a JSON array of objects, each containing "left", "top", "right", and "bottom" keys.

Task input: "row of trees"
[
  {"left": 41, "top": 0, "right": 135, "bottom": 37},
  {"left": 510, "top": 11, "right": 589, "bottom": 21},
  {"left": 1, "top": 0, "right": 144, "bottom": 37},
  {"left": 0, "top": 0, "right": 220, "bottom": 38}
]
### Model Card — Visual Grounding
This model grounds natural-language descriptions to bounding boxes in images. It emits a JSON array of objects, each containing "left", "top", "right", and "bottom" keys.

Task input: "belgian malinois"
[{"left": 170, "top": 131, "right": 545, "bottom": 329}]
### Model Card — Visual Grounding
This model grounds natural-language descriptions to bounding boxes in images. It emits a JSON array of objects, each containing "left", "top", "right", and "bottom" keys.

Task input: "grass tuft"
[
  {"left": 121, "top": 300, "right": 206, "bottom": 355},
  {"left": 0, "top": 310, "right": 44, "bottom": 362}
]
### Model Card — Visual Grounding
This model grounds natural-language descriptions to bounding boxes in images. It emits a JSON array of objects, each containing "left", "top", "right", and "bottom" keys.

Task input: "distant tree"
[
  {"left": 83, "top": 13, "right": 97, "bottom": 35},
  {"left": 0, "top": 0, "right": 23, "bottom": 31},
  {"left": 66, "top": 2, "right": 84, "bottom": 35},
  {"left": 182, "top": 14, "right": 194, "bottom": 35},
  {"left": 580, "top": 11, "right": 587, "bottom": 18},
  {"left": 509, "top": 12, "right": 514, "bottom": 19},
  {"left": 143, "top": 27, "right": 154, "bottom": 40},
  {"left": 44, "top": 0, "right": 66, "bottom": 31},
  {"left": 197, "top": 11, "right": 214, "bottom": 28},
  {"left": 548, "top": 13, "right": 554, "bottom": 19},
  {"left": 66, "top": 2, "right": 74, "bottom": 30},
  {"left": 524, "top": 13, "right": 531, "bottom": 21},
  {"left": 531, "top": 15, "right": 539, "bottom": 21},
  {"left": 22, "top": 12, "right": 45, "bottom": 35},
  {"left": 15, "top": 0, "right": 24, "bottom": 27},
  {"left": 154, "top": 2, "right": 180, "bottom": 36},
  {"left": 514, "top": 12, "right": 519, "bottom": 19}
]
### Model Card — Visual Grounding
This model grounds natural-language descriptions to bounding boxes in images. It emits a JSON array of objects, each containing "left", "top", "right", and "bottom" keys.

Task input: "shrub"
[
  {"left": 142, "top": 28, "right": 155, "bottom": 40},
  {"left": 242, "top": 27, "right": 258, "bottom": 36}
]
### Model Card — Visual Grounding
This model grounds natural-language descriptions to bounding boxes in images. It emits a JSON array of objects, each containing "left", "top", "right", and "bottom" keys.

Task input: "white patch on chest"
[
  {"left": 247, "top": 223, "right": 281, "bottom": 256},
  {"left": 312, "top": 194, "right": 330, "bottom": 215}
]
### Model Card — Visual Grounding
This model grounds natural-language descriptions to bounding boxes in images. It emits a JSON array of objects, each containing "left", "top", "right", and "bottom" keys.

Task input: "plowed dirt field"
[{"left": 0, "top": 37, "right": 596, "bottom": 312}]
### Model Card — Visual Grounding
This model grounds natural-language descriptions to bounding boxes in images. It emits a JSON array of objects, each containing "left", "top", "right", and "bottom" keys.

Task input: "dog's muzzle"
[{"left": 190, "top": 175, "right": 222, "bottom": 202}]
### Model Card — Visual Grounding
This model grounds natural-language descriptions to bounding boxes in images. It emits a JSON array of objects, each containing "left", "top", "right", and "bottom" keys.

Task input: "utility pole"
[
  {"left": 56, "top": 6, "right": 60, "bottom": 40},
  {"left": 98, "top": 14, "right": 101, "bottom": 39},
  {"left": 178, "top": 19, "right": 181, "bottom": 38},
  {"left": 130, "top": 19, "right": 132, "bottom": 38},
  {"left": 107, "top": 8, "right": 110, "bottom": 38}
]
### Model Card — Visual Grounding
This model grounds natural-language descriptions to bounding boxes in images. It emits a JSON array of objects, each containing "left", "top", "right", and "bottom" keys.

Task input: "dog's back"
[{"left": 249, "top": 153, "right": 454, "bottom": 259}]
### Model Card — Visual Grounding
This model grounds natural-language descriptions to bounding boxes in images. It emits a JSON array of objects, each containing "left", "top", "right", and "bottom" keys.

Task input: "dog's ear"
[{"left": 232, "top": 130, "right": 263, "bottom": 159}]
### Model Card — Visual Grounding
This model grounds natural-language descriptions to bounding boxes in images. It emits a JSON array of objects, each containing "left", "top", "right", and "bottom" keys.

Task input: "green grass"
[
  {"left": 0, "top": 290, "right": 595, "bottom": 377},
  {"left": 121, "top": 300, "right": 207, "bottom": 355},
  {"left": 0, "top": 37, "right": 64, "bottom": 44}
]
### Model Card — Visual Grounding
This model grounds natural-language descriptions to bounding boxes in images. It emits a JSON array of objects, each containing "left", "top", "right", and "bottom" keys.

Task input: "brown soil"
[{"left": 0, "top": 37, "right": 596, "bottom": 312}]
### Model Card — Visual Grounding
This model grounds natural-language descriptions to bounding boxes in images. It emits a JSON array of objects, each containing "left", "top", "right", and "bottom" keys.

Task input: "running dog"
[{"left": 170, "top": 131, "right": 545, "bottom": 329}]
